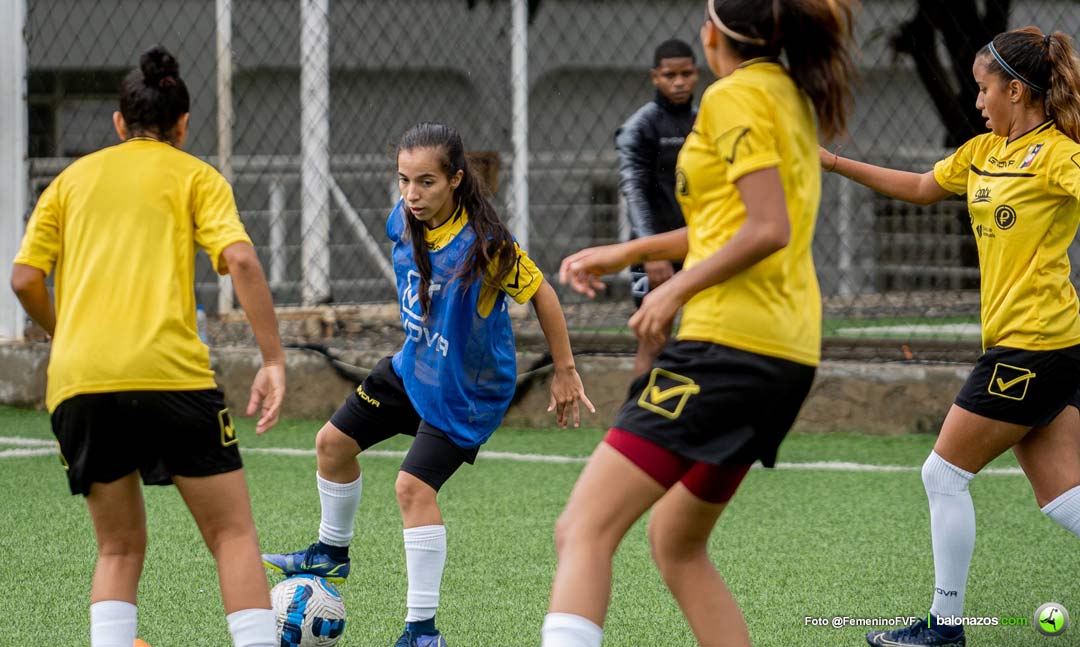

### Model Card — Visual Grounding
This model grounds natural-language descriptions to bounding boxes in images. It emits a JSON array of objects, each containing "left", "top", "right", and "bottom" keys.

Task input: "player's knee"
[
  {"left": 315, "top": 424, "right": 358, "bottom": 463},
  {"left": 97, "top": 530, "right": 147, "bottom": 559},
  {"left": 646, "top": 518, "right": 703, "bottom": 567},
  {"left": 922, "top": 451, "right": 973, "bottom": 495},
  {"left": 200, "top": 520, "right": 258, "bottom": 559},
  {"left": 553, "top": 509, "right": 614, "bottom": 558},
  {"left": 552, "top": 511, "right": 574, "bottom": 556},
  {"left": 394, "top": 472, "right": 434, "bottom": 513}
]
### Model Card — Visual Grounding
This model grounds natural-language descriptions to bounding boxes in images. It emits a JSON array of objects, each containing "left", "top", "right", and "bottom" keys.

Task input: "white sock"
[
  {"left": 541, "top": 612, "right": 603, "bottom": 647},
  {"left": 318, "top": 472, "right": 362, "bottom": 548},
  {"left": 1042, "top": 484, "right": 1080, "bottom": 537},
  {"left": 226, "top": 608, "right": 277, "bottom": 647},
  {"left": 922, "top": 451, "right": 975, "bottom": 621},
  {"left": 90, "top": 600, "right": 137, "bottom": 647},
  {"left": 404, "top": 524, "right": 447, "bottom": 622}
]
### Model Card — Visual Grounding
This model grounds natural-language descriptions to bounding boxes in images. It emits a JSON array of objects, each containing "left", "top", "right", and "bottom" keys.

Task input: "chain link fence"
[{"left": 19, "top": 0, "right": 1080, "bottom": 361}]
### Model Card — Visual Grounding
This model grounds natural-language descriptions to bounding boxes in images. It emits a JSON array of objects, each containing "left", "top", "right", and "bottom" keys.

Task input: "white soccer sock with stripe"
[
  {"left": 90, "top": 600, "right": 137, "bottom": 647},
  {"left": 404, "top": 524, "right": 447, "bottom": 622},
  {"left": 226, "top": 608, "right": 277, "bottom": 647},
  {"left": 541, "top": 612, "right": 603, "bottom": 647},
  {"left": 922, "top": 451, "right": 975, "bottom": 621},
  {"left": 1042, "top": 484, "right": 1080, "bottom": 537},
  {"left": 317, "top": 472, "right": 362, "bottom": 548}
]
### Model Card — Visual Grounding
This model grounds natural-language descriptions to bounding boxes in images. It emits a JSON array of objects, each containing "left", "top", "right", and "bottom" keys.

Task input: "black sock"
[
  {"left": 316, "top": 541, "right": 349, "bottom": 562},
  {"left": 406, "top": 617, "right": 437, "bottom": 636}
]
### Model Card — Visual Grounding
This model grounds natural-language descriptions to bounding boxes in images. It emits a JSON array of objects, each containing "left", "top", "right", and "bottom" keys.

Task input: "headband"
[
  {"left": 707, "top": 0, "right": 767, "bottom": 47},
  {"left": 988, "top": 40, "right": 1045, "bottom": 93}
]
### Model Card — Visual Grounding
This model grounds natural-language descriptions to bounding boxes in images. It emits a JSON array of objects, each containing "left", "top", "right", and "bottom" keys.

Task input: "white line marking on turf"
[
  {"left": 0, "top": 435, "right": 1026, "bottom": 475},
  {"left": 0, "top": 448, "right": 57, "bottom": 458},
  {"left": 0, "top": 437, "right": 54, "bottom": 446}
]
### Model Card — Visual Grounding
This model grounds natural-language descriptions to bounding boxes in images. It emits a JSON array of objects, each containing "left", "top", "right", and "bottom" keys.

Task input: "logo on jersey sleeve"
[
  {"left": 675, "top": 168, "right": 689, "bottom": 197},
  {"left": 637, "top": 368, "right": 701, "bottom": 419},
  {"left": 717, "top": 126, "right": 752, "bottom": 164},
  {"left": 988, "top": 363, "right": 1036, "bottom": 401},
  {"left": 972, "top": 187, "right": 992, "bottom": 204}
]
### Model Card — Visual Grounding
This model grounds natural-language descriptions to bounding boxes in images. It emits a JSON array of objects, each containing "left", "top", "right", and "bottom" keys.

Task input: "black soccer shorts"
[
  {"left": 51, "top": 389, "right": 242, "bottom": 496},
  {"left": 329, "top": 356, "right": 478, "bottom": 491},
  {"left": 954, "top": 344, "right": 1080, "bottom": 427}
]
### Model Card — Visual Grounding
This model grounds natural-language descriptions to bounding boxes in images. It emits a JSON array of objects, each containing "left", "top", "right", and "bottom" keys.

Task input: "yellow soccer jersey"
[
  {"left": 14, "top": 138, "right": 252, "bottom": 411},
  {"left": 422, "top": 204, "right": 543, "bottom": 316},
  {"left": 934, "top": 121, "right": 1080, "bottom": 350},
  {"left": 674, "top": 60, "right": 822, "bottom": 366}
]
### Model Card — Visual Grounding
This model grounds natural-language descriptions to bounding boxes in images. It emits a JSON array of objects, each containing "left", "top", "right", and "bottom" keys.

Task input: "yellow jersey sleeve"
[
  {"left": 933, "top": 136, "right": 979, "bottom": 195},
  {"left": 1046, "top": 139, "right": 1080, "bottom": 199},
  {"left": 192, "top": 167, "right": 252, "bottom": 274},
  {"left": 477, "top": 242, "right": 543, "bottom": 317},
  {"left": 500, "top": 242, "right": 543, "bottom": 304},
  {"left": 700, "top": 83, "right": 781, "bottom": 183},
  {"left": 14, "top": 179, "right": 62, "bottom": 275}
]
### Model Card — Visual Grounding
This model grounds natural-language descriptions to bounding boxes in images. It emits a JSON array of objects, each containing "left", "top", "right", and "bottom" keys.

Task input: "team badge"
[
  {"left": 987, "top": 363, "right": 1036, "bottom": 401},
  {"left": 219, "top": 408, "right": 238, "bottom": 447},
  {"left": 638, "top": 368, "right": 701, "bottom": 420},
  {"left": 994, "top": 205, "right": 1017, "bottom": 230},
  {"left": 1019, "top": 143, "right": 1043, "bottom": 169}
]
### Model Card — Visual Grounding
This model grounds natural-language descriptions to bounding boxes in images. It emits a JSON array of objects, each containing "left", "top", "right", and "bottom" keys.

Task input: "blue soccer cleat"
[
  {"left": 262, "top": 542, "right": 351, "bottom": 583},
  {"left": 393, "top": 630, "right": 447, "bottom": 647},
  {"left": 867, "top": 617, "right": 965, "bottom": 646}
]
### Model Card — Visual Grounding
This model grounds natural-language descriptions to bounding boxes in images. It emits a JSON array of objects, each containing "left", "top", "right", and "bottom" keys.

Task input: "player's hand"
[
  {"left": 558, "top": 244, "right": 630, "bottom": 298},
  {"left": 818, "top": 145, "right": 839, "bottom": 171},
  {"left": 247, "top": 362, "right": 286, "bottom": 434},
  {"left": 547, "top": 366, "right": 596, "bottom": 428},
  {"left": 644, "top": 260, "right": 674, "bottom": 288},
  {"left": 629, "top": 276, "right": 685, "bottom": 347}
]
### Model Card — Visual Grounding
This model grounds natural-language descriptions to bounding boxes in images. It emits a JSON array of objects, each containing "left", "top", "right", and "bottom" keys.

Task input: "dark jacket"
[{"left": 614, "top": 90, "right": 697, "bottom": 238}]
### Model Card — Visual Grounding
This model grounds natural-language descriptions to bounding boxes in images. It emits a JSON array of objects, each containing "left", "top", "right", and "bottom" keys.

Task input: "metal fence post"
[
  {"left": 0, "top": 0, "right": 27, "bottom": 340},
  {"left": 300, "top": 0, "right": 332, "bottom": 305},
  {"left": 216, "top": 0, "right": 235, "bottom": 315},
  {"left": 510, "top": 0, "right": 530, "bottom": 251}
]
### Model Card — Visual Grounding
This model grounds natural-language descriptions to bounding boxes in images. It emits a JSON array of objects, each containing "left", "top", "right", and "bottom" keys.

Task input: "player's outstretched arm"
[
  {"left": 10, "top": 264, "right": 56, "bottom": 337},
  {"left": 558, "top": 228, "right": 688, "bottom": 298},
  {"left": 530, "top": 279, "right": 595, "bottom": 428},
  {"left": 820, "top": 146, "right": 950, "bottom": 206},
  {"left": 221, "top": 241, "right": 286, "bottom": 434}
]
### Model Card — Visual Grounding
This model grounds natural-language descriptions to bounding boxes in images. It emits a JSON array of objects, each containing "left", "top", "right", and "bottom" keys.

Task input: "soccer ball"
[{"left": 271, "top": 575, "right": 347, "bottom": 647}]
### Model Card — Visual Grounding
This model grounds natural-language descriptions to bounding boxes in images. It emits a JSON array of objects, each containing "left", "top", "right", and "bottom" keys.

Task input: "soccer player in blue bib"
[
  {"left": 824, "top": 27, "right": 1080, "bottom": 647},
  {"left": 263, "top": 122, "right": 593, "bottom": 647}
]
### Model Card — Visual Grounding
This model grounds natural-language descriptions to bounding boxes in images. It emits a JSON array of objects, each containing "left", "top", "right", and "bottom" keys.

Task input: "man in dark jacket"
[{"left": 615, "top": 38, "right": 699, "bottom": 375}]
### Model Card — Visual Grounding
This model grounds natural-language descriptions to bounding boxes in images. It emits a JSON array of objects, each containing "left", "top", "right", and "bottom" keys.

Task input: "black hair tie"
[
  {"left": 1045, "top": 33, "right": 1052, "bottom": 47},
  {"left": 158, "top": 76, "right": 177, "bottom": 89}
]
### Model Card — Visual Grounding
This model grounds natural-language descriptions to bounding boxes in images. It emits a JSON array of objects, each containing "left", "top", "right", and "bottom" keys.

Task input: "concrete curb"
[{"left": 0, "top": 343, "right": 969, "bottom": 435}]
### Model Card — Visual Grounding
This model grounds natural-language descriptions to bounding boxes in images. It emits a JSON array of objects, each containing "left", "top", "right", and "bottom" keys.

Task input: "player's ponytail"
[
  {"left": 118, "top": 46, "right": 190, "bottom": 143},
  {"left": 706, "top": 0, "right": 857, "bottom": 141},
  {"left": 778, "top": 0, "right": 857, "bottom": 142},
  {"left": 1045, "top": 32, "right": 1080, "bottom": 143},
  {"left": 397, "top": 123, "right": 515, "bottom": 315}
]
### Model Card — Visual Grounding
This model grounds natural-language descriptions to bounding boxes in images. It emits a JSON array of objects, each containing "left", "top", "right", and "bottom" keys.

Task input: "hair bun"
[{"left": 140, "top": 46, "right": 180, "bottom": 88}]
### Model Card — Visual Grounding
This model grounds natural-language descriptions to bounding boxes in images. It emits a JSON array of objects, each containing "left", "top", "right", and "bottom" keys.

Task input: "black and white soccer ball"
[{"left": 271, "top": 575, "right": 347, "bottom": 647}]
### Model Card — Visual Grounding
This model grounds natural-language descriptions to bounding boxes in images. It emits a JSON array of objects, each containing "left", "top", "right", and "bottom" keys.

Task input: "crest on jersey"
[{"left": 1019, "top": 143, "right": 1043, "bottom": 169}]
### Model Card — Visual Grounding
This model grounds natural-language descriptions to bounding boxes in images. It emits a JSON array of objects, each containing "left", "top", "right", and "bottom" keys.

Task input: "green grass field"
[
  {"left": 578, "top": 315, "right": 983, "bottom": 342},
  {"left": 1, "top": 405, "right": 1075, "bottom": 646}
]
